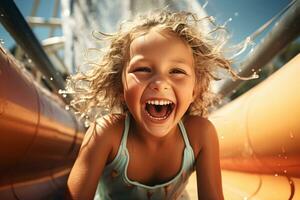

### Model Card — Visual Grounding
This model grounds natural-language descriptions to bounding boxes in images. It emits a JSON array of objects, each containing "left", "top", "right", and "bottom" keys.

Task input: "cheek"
[
  {"left": 175, "top": 79, "right": 195, "bottom": 99},
  {"left": 123, "top": 75, "right": 144, "bottom": 104}
]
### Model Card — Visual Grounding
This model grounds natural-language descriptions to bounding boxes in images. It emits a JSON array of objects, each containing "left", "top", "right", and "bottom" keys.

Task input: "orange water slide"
[
  {"left": 186, "top": 54, "right": 300, "bottom": 200},
  {"left": 0, "top": 48, "right": 84, "bottom": 199},
  {"left": 211, "top": 54, "right": 300, "bottom": 199},
  {"left": 212, "top": 54, "right": 300, "bottom": 176}
]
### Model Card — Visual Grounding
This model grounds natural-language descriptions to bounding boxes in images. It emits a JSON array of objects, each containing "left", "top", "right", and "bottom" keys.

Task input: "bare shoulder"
[
  {"left": 183, "top": 115, "right": 218, "bottom": 158},
  {"left": 80, "top": 114, "right": 125, "bottom": 158},
  {"left": 93, "top": 113, "right": 125, "bottom": 139}
]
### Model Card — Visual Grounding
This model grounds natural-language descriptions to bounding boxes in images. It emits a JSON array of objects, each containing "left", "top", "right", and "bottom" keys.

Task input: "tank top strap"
[
  {"left": 120, "top": 116, "right": 192, "bottom": 154},
  {"left": 120, "top": 114, "right": 130, "bottom": 149},
  {"left": 178, "top": 120, "right": 192, "bottom": 149}
]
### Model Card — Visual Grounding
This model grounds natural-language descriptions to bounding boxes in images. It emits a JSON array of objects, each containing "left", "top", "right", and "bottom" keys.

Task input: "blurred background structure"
[{"left": 0, "top": 0, "right": 300, "bottom": 199}]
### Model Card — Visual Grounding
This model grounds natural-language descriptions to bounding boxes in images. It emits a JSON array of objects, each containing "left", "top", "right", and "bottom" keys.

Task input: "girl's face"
[{"left": 122, "top": 29, "right": 196, "bottom": 138}]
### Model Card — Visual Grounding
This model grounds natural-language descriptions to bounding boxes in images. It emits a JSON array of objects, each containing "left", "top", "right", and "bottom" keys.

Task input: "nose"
[{"left": 149, "top": 78, "right": 170, "bottom": 91}]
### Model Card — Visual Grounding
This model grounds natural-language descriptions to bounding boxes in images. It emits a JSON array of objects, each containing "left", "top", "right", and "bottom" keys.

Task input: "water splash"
[
  {"left": 202, "top": 1, "right": 208, "bottom": 9},
  {"left": 84, "top": 120, "right": 90, "bottom": 128},
  {"left": 228, "top": 36, "right": 254, "bottom": 60},
  {"left": 65, "top": 105, "right": 70, "bottom": 110}
]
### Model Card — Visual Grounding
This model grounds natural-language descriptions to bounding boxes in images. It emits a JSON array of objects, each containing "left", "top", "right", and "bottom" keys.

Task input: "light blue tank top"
[{"left": 94, "top": 115, "right": 195, "bottom": 200}]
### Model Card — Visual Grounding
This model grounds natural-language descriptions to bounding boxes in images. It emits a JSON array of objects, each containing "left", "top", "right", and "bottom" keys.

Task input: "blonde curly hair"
[{"left": 66, "top": 9, "right": 245, "bottom": 119}]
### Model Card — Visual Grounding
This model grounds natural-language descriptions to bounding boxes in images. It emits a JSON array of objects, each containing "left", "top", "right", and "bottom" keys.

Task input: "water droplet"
[
  {"left": 202, "top": 1, "right": 208, "bottom": 9},
  {"left": 58, "top": 89, "right": 63, "bottom": 94},
  {"left": 221, "top": 135, "right": 224, "bottom": 139},
  {"left": 0, "top": 14, "right": 4, "bottom": 17},
  {"left": 228, "top": 17, "right": 232, "bottom": 22},
  {"left": 209, "top": 16, "right": 215, "bottom": 22},
  {"left": 0, "top": 39, "right": 4, "bottom": 45},
  {"left": 84, "top": 120, "right": 90, "bottom": 127},
  {"left": 252, "top": 72, "right": 259, "bottom": 79},
  {"left": 258, "top": 68, "right": 262, "bottom": 72},
  {"left": 274, "top": 173, "right": 278, "bottom": 177},
  {"left": 232, "top": 90, "right": 236, "bottom": 93},
  {"left": 234, "top": 12, "right": 239, "bottom": 17},
  {"left": 283, "top": 170, "right": 287, "bottom": 174},
  {"left": 278, "top": 154, "right": 282, "bottom": 158},
  {"left": 290, "top": 131, "right": 294, "bottom": 139},
  {"left": 80, "top": 113, "right": 86, "bottom": 119},
  {"left": 28, "top": 59, "right": 32, "bottom": 63},
  {"left": 65, "top": 105, "right": 70, "bottom": 110},
  {"left": 281, "top": 146, "right": 286, "bottom": 153},
  {"left": 62, "top": 94, "right": 67, "bottom": 98},
  {"left": 50, "top": 77, "right": 53, "bottom": 81},
  {"left": 251, "top": 69, "right": 255, "bottom": 72}
]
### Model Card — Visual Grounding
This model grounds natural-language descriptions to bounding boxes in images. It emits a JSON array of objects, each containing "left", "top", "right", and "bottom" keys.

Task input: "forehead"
[{"left": 129, "top": 29, "right": 194, "bottom": 64}]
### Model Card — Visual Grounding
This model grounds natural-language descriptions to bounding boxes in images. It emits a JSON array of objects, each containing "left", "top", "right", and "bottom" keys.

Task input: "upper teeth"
[{"left": 146, "top": 100, "right": 173, "bottom": 105}]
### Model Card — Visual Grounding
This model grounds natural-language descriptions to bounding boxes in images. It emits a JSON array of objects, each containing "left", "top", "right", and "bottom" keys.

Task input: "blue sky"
[
  {"left": 0, "top": 0, "right": 292, "bottom": 50},
  {"left": 205, "top": 0, "right": 292, "bottom": 44}
]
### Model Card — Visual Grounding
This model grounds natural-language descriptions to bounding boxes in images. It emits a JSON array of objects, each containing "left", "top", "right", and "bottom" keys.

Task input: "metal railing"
[{"left": 0, "top": 1, "right": 68, "bottom": 102}]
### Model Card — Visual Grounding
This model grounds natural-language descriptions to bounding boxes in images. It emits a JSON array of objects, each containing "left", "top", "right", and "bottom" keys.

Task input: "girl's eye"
[
  {"left": 133, "top": 67, "right": 151, "bottom": 73},
  {"left": 170, "top": 68, "right": 187, "bottom": 75}
]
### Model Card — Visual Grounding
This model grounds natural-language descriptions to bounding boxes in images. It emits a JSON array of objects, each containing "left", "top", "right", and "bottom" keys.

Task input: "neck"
[{"left": 130, "top": 121, "right": 179, "bottom": 150}]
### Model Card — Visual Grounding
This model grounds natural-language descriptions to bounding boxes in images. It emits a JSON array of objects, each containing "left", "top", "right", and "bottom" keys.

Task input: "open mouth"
[{"left": 145, "top": 99, "right": 175, "bottom": 120}]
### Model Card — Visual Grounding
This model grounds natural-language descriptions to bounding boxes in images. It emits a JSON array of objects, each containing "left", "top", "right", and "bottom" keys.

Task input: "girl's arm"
[
  {"left": 194, "top": 118, "right": 224, "bottom": 200},
  {"left": 65, "top": 115, "right": 118, "bottom": 200}
]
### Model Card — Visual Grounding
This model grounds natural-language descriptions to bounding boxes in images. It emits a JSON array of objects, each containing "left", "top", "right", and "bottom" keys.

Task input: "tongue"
[{"left": 146, "top": 104, "right": 168, "bottom": 118}]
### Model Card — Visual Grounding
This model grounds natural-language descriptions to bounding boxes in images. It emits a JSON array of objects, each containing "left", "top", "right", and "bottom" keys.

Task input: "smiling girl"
[{"left": 65, "top": 10, "right": 242, "bottom": 200}]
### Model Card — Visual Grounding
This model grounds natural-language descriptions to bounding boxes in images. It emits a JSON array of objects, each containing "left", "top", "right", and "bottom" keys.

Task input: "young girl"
[{"left": 65, "top": 10, "right": 242, "bottom": 200}]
